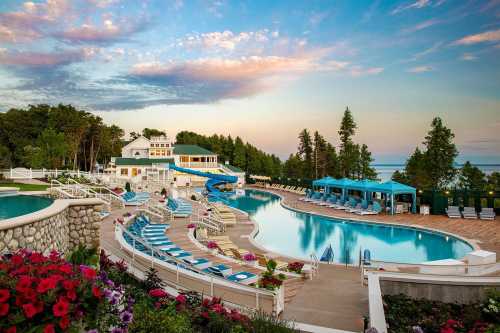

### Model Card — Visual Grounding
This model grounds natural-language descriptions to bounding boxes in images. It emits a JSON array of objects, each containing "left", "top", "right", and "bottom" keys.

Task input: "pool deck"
[{"left": 248, "top": 186, "right": 500, "bottom": 259}]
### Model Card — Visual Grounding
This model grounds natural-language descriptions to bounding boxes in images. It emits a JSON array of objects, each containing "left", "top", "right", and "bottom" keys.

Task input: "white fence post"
[{"left": 29, "top": 168, "right": 32, "bottom": 179}]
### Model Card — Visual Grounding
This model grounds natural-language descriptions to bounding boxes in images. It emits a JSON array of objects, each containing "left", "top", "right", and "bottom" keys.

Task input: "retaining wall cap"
[{"left": 0, "top": 198, "right": 104, "bottom": 230}]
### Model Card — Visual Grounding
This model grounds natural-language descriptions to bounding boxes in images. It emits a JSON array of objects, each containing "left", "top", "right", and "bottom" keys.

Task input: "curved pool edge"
[
  {"left": 239, "top": 187, "right": 479, "bottom": 265},
  {"left": 0, "top": 197, "right": 104, "bottom": 231}
]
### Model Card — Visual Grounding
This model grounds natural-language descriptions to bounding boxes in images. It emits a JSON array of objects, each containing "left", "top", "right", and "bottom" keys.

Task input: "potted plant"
[
  {"left": 258, "top": 259, "right": 286, "bottom": 291},
  {"left": 206, "top": 241, "right": 219, "bottom": 255},
  {"left": 243, "top": 253, "right": 258, "bottom": 267},
  {"left": 287, "top": 261, "right": 304, "bottom": 274}
]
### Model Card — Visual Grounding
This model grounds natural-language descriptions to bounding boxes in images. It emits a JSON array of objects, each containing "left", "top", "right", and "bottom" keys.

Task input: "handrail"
[{"left": 115, "top": 221, "right": 275, "bottom": 298}]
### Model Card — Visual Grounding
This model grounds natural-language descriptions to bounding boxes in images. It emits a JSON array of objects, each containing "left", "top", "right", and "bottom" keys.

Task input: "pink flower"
[
  {"left": 243, "top": 253, "right": 257, "bottom": 261},
  {"left": 207, "top": 241, "right": 218, "bottom": 249},
  {"left": 176, "top": 294, "right": 187, "bottom": 304},
  {"left": 149, "top": 288, "right": 168, "bottom": 298}
]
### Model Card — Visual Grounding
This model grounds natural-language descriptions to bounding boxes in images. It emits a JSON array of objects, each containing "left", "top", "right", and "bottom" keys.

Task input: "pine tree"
[
  {"left": 298, "top": 129, "right": 313, "bottom": 179},
  {"left": 423, "top": 117, "right": 458, "bottom": 189},
  {"left": 458, "top": 161, "right": 486, "bottom": 191},
  {"left": 338, "top": 107, "right": 357, "bottom": 177},
  {"left": 359, "top": 144, "right": 377, "bottom": 180},
  {"left": 233, "top": 137, "right": 246, "bottom": 170},
  {"left": 313, "top": 131, "right": 328, "bottom": 178}
]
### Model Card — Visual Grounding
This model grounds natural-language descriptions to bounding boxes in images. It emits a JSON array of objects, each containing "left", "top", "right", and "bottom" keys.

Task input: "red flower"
[
  {"left": 49, "top": 250, "right": 61, "bottom": 261},
  {"left": 37, "top": 277, "right": 57, "bottom": 293},
  {"left": 81, "top": 266, "right": 97, "bottom": 280},
  {"left": 66, "top": 289, "right": 77, "bottom": 301},
  {"left": 62, "top": 279, "right": 79, "bottom": 291},
  {"left": 0, "top": 303, "right": 9, "bottom": 316},
  {"left": 22, "top": 303, "right": 38, "bottom": 318},
  {"left": 58, "top": 264, "right": 73, "bottom": 274},
  {"left": 5, "top": 326, "right": 16, "bottom": 333},
  {"left": 92, "top": 286, "right": 102, "bottom": 299},
  {"left": 21, "top": 289, "right": 38, "bottom": 303},
  {"left": 15, "top": 276, "right": 33, "bottom": 293},
  {"left": 29, "top": 252, "right": 45, "bottom": 264},
  {"left": 149, "top": 289, "right": 167, "bottom": 298},
  {"left": 0, "top": 289, "right": 10, "bottom": 303},
  {"left": 59, "top": 315, "right": 70, "bottom": 329},
  {"left": 201, "top": 311, "right": 209, "bottom": 319},
  {"left": 10, "top": 255, "right": 23, "bottom": 266},
  {"left": 43, "top": 324, "right": 55, "bottom": 333},
  {"left": 53, "top": 298, "right": 70, "bottom": 317},
  {"left": 176, "top": 294, "right": 187, "bottom": 304}
]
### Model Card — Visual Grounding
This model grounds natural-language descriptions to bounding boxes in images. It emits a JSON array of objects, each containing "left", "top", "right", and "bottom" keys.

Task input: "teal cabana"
[
  {"left": 311, "top": 177, "right": 417, "bottom": 214},
  {"left": 372, "top": 180, "right": 417, "bottom": 214}
]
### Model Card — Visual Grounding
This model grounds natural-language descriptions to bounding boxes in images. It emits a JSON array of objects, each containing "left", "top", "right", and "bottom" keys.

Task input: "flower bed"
[
  {"left": 383, "top": 293, "right": 500, "bottom": 333},
  {"left": 1, "top": 248, "right": 298, "bottom": 333}
]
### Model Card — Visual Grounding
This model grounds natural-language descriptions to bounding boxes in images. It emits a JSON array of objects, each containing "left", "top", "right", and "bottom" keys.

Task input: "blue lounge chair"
[{"left": 226, "top": 271, "right": 258, "bottom": 284}]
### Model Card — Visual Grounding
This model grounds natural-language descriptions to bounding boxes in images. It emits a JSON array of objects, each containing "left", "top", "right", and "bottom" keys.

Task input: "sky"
[{"left": 0, "top": 0, "right": 499, "bottom": 163}]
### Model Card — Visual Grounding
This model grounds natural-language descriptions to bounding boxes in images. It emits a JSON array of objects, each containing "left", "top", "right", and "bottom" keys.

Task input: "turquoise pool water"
[
  {"left": 0, "top": 195, "right": 54, "bottom": 220},
  {"left": 222, "top": 189, "right": 473, "bottom": 264}
]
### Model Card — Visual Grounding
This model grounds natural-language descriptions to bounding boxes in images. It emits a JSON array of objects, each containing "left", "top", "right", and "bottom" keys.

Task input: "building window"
[
  {"left": 120, "top": 168, "right": 128, "bottom": 176},
  {"left": 160, "top": 144, "right": 164, "bottom": 147},
  {"left": 150, "top": 144, "right": 154, "bottom": 147}
]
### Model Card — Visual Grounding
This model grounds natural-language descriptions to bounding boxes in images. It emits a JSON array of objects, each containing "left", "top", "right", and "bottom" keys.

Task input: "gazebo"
[{"left": 311, "top": 177, "right": 417, "bottom": 214}]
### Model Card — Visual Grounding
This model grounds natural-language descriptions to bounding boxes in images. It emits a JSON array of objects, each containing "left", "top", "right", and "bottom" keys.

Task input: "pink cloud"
[
  {"left": 407, "top": 65, "right": 434, "bottom": 73},
  {"left": 453, "top": 29, "right": 500, "bottom": 45},
  {"left": 55, "top": 19, "right": 146, "bottom": 43},
  {"left": 349, "top": 66, "right": 384, "bottom": 77},
  {"left": 402, "top": 19, "right": 441, "bottom": 34},
  {"left": 0, "top": 49, "right": 89, "bottom": 67}
]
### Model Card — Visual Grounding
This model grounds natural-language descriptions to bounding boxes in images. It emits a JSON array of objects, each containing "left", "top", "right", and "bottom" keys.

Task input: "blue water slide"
[{"left": 168, "top": 164, "right": 238, "bottom": 195}]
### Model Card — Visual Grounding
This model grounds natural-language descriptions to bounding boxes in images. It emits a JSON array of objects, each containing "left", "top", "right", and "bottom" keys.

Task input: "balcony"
[{"left": 178, "top": 162, "right": 218, "bottom": 169}]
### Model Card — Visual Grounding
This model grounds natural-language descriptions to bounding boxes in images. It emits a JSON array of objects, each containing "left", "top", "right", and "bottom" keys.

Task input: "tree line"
[
  {"left": 175, "top": 131, "right": 282, "bottom": 177},
  {"left": 391, "top": 117, "right": 499, "bottom": 191},
  {"left": 0, "top": 104, "right": 124, "bottom": 172},
  {"left": 283, "top": 107, "right": 377, "bottom": 181}
]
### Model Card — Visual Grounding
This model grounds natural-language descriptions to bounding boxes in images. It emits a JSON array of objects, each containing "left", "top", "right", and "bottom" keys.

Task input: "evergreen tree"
[
  {"left": 458, "top": 161, "right": 486, "bottom": 191},
  {"left": 283, "top": 154, "right": 303, "bottom": 179},
  {"left": 338, "top": 107, "right": 357, "bottom": 177},
  {"left": 298, "top": 129, "right": 313, "bottom": 179},
  {"left": 391, "top": 170, "right": 408, "bottom": 184},
  {"left": 233, "top": 137, "right": 246, "bottom": 169},
  {"left": 313, "top": 131, "right": 328, "bottom": 178},
  {"left": 398, "top": 147, "right": 431, "bottom": 189},
  {"left": 0, "top": 145, "right": 11, "bottom": 169},
  {"left": 423, "top": 117, "right": 458, "bottom": 189},
  {"left": 142, "top": 128, "right": 166, "bottom": 139},
  {"left": 325, "top": 143, "right": 341, "bottom": 178},
  {"left": 487, "top": 172, "right": 500, "bottom": 191},
  {"left": 358, "top": 144, "right": 377, "bottom": 180},
  {"left": 31, "top": 128, "right": 67, "bottom": 169}
]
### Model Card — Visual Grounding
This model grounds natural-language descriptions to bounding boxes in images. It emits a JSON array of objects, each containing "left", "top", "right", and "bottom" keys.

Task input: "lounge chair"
[
  {"left": 479, "top": 208, "right": 496, "bottom": 220},
  {"left": 309, "top": 193, "right": 325, "bottom": 204},
  {"left": 298, "top": 190, "right": 313, "bottom": 201},
  {"left": 446, "top": 206, "right": 461, "bottom": 218},
  {"left": 462, "top": 207, "right": 478, "bottom": 219},
  {"left": 356, "top": 202, "right": 382, "bottom": 215},
  {"left": 226, "top": 271, "right": 258, "bottom": 284},
  {"left": 316, "top": 194, "right": 332, "bottom": 206}
]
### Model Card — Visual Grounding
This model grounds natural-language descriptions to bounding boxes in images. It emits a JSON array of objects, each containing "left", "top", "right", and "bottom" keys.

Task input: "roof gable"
[{"left": 122, "top": 136, "right": 150, "bottom": 150}]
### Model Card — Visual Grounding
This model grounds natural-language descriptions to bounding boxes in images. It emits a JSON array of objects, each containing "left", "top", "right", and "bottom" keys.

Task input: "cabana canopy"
[{"left": 311, "top": 177, "right": 417, "bottom": 214}]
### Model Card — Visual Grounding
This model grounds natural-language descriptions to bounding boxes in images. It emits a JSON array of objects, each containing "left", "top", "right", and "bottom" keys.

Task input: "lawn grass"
[{"left": 0, "top": 183, "right": 49, "bottom": 191}]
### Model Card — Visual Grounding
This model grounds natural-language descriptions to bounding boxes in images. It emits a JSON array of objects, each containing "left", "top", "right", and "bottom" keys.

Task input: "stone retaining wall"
[{"left": 0, "top": 198, "right": 104, "bottom": 255}]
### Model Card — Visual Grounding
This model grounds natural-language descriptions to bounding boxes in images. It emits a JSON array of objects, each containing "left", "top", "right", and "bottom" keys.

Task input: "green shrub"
[
  {"left": 67, "top": 244, "right": 99, "bottom": 266},
  {"left": 129, "top": 301, "right": 193, "bottom": 333},
  {"left": 126, "top": 182, "right": 132, "bottom": 192},
  {"left": 249, "top": 311, "right": 298, "bottom": 333}
]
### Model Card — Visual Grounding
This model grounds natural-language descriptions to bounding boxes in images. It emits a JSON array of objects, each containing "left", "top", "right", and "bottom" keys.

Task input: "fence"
[
  {"left": 419, "top": 189, "right": 500, "bottom": 215},
  {"left": 1, "top": 168, "right": 102, "bottom": 181}
]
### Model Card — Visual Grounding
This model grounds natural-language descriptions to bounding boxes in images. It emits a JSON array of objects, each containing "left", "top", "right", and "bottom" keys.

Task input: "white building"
[{"left": 109, "top": 135, "right": 245, "bottom": 187}]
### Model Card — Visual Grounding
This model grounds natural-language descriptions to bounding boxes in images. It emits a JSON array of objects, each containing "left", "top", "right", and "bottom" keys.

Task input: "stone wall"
[{"left": 0, "top": 198, "right": 104, "bottom": 255}]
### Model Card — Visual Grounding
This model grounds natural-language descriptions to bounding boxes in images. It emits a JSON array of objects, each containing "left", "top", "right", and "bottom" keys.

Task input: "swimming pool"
[
  {"left": 222, "top": 189, "right": 473, "bottom": 264},
  {"left": 0, "top": 195, "right": 54, "bottom": 220}
]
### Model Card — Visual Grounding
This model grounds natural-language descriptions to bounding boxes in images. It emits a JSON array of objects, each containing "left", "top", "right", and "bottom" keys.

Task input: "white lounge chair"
[
  {"left": 462, "top": 207, "right": 478, "bottom": 219},
  {"left": 446, "top": 206, "right": 461, "bottom": 218},
  {"left": 479, "top": 208, "right": 496, "bottom": 220}
]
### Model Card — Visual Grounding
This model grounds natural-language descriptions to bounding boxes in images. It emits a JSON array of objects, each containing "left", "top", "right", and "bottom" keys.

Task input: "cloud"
[
  {"left": 453, "top": 29, "right": 500, "bottom": 45},
  {"left": 460, "top": 53, "right": 477, "bottom": 61},
  {"left": 406, "top": 42, "right": 443, "bottom": 61},
  {"left": 349, "top": 66, "right": 384, "bottom": 77},
  {"left": 87, "top": 0, "right": 121, "bottom": 8},
  {"left": 179, "top": 29, "right": 276, "bottom": 52},
  {"left": 309, "top": 11, "right": 330, "bottom": 26},
  {"left": 0, "top": 49, "right": 90, "bottom": 67},
  {"left": 391, "top": 0, "right": 431, "bottom": 15},
  {"left": 402, "top": 19, "right": 441, "bottom": 34},
  {"left": 407, "top": 65, "right": 434, "bottom": 73},
  {"left": 54, "top": 19, "right": 148, "bottom": 44}
]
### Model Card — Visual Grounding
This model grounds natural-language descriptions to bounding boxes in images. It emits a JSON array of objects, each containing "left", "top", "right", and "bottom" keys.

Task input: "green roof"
[
  {"left": 173, "top": 144, "right": 216, "bottom": 155},
  {"left": 225, "top": 164, "right": 244, "bottom": 173},
  {"left": 115, "top": 158, "right": 174, "bottom": 166}
]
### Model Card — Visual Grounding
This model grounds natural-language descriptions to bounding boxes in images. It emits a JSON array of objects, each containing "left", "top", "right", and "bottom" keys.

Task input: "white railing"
[
  {"left": 115, "top": 221, "right": 283, "bottom": 314},
  {"left": 366, "top": 260, "right": 500, "bottom": 277},
  {"left": 3, "top": 168, "right": 103, "bottom": 182},
  {"left": 177, "top": 162, "right": 218, "bottom": 169}
]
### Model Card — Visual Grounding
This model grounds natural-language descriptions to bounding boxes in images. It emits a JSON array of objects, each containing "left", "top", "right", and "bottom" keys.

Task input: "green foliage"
[
  {"left": 423, "top": 117, "right": 458, "bottom": 189},
  {"left": 459, "top": 161, "right": 487, "bottom": 191},
  {"left": 126, "top": 182, "right": 132, "bottom": 192},
  {"left": 0, "top": 144, "right": 11, "bottom": 169},
  {"left": 129, "top": 300, "right": 193, "bottom": 333},
  {"left": 383, "top": 294, "right": 497, "bottom": 333},
  {"left": 298, "top": 129, "right": 314, "bottom": 179},
  {"left": 142, "top": 128, "right": 166, "bottom": 139},
  {"left": 144, "top": 268, "right": 165, "bottom": 292},
  {"left": 0, "top": 183, "right": 49, "bottom": 191},
  {"left": 0, "top": 104, "right": 124, "bottom": 170},
  {"left": 67, "top": 244, "right": 99, "bottom": 266},
  {"left": 249, "top": 311, "right": 298, "bottom": 333},
  {"left": 338, "top": 106, "right": 356, "bottom": 147},
  {"left": 487, "top": 172, "right": 500, "bottom": 192},
  {"left": 175, "top": 131, "right": 282, "bottom": 177}
]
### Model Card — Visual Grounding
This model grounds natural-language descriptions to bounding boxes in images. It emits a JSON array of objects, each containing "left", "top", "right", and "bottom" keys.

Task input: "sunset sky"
[{"left": 0, "top": 0, "right": 499, "bottom": 163}]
